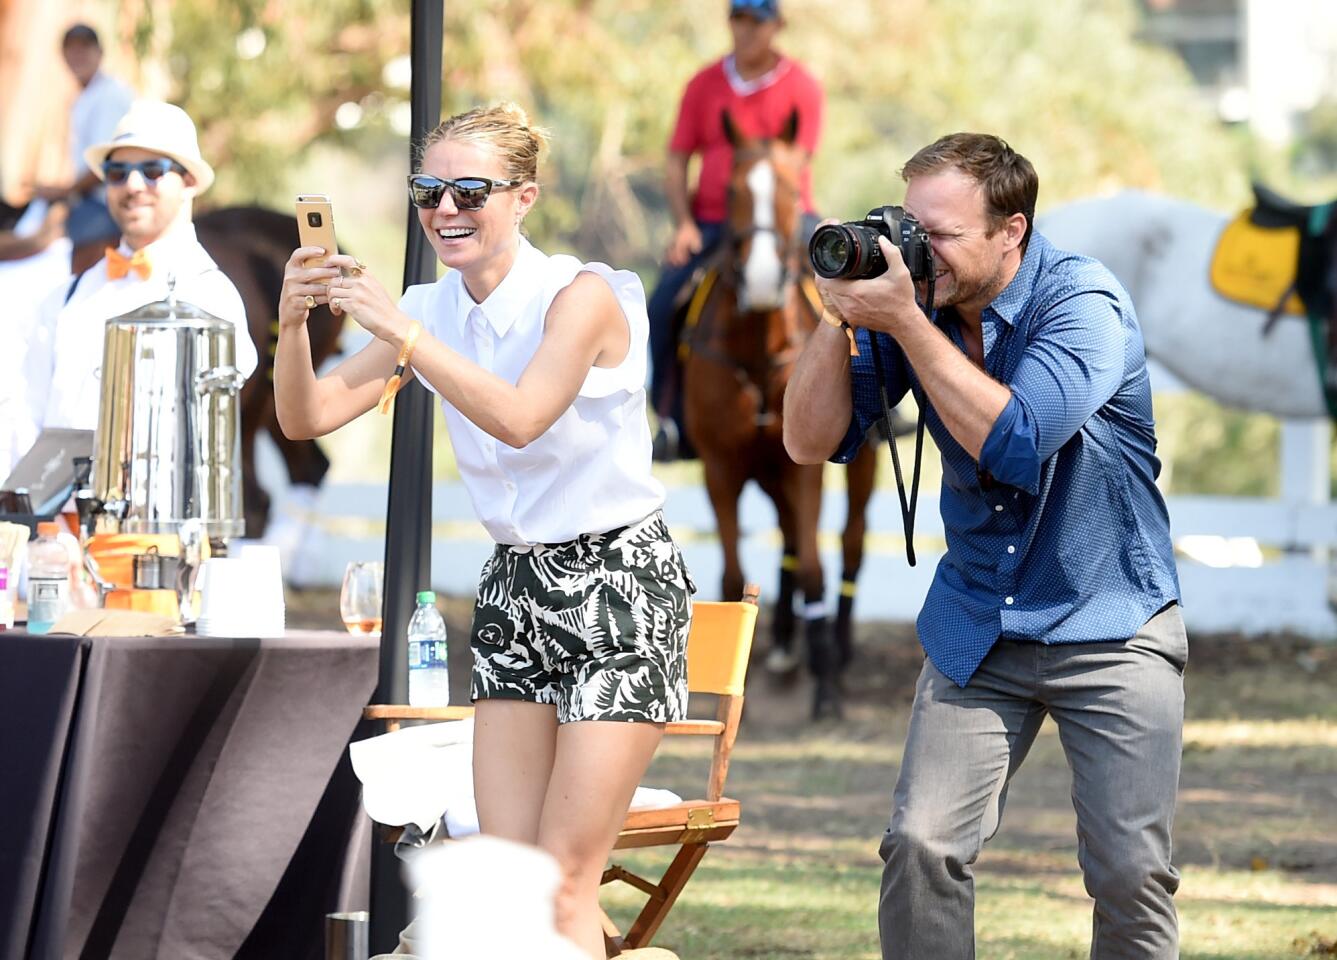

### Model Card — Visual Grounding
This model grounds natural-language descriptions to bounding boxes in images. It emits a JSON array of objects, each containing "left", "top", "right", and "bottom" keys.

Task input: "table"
[{"left": 0, "top": 630, "right": 379, "bottom": 960}]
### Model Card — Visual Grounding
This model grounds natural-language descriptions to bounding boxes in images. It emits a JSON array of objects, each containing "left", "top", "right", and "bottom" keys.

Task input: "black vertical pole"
[{"left": 369, "top": 0, "right": 442, "bottom": 951}]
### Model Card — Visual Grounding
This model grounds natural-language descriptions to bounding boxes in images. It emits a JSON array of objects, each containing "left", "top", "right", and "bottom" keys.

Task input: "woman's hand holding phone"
[
  {"left": 278, "top": 247, "right": 341, "bottom": 329},
  {"left": 325, "top": 254, "right": 411, "bottom": 347}
]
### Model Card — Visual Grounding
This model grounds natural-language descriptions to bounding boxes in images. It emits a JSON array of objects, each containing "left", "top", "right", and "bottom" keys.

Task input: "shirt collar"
[
  {"left": 111, "top": 221, "right": 205, "bottom": 280},
  {"left": 986, "top": 231, "right": 1050, "bottom": 327},
  {"left": 454, "top": 237, "right": 542, "bottom": 338},
  {"left": 723, "top": 55, "right": 792, "bottom": 96},
  {"left": 114, "top": 220, "right": 200, "bottom": 262}
]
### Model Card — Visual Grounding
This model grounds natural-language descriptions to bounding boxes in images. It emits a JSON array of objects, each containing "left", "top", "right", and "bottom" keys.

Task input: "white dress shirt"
[
  {"left": 24, "top": 222, "right": 257, "bottom": 434},
  {"left": 402, "top": 238, "right": 665, "bottom": 546},
  {"left": 69, "top": 72, "right": 134, "bottom": 195}
]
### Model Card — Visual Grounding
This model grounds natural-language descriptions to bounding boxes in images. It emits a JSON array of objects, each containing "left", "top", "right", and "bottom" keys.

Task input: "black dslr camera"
[{"left": 808, "top": 205, "right": 934, "bottom": 281}]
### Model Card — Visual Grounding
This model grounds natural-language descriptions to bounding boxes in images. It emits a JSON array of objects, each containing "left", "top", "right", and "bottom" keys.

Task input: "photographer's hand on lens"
[
  {"left": 278, "top": 246, "right": 341, "bottom": 329},
  {"left": 325, "top": 254, "right": 413, "bottom": 348},
  {"left": 816, "top": 236, "right": 925, "bottom": 339}
]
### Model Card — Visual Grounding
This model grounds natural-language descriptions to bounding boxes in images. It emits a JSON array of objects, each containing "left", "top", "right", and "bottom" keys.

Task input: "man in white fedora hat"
[{"left": 20, "top": 99, "right": 257, "bottom": 439}]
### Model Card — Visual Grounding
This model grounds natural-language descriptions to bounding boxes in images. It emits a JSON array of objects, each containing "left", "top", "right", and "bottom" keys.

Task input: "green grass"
[
  {"left": 602, "top": 834, "right": 1337, "bottom": 960},
  {"left": 595, "top": 632, "right": 1337, "bottom": 960},
  {"left": 603, "top": 849, "right": 1337, "bottom": 959}
]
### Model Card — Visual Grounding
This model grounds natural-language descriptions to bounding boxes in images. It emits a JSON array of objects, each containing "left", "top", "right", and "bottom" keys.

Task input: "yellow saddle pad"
[
  {"left": 678, "top": 267, "right": 720, "bottom": 361},
  {"left": 1210, "top": 211, "right": 1305, "bottom": 316}
]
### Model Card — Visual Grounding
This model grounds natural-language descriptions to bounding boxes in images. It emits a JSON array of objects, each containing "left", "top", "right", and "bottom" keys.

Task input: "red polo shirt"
[{"left": 669, "top": 55, "right": 823, "bottom": 224}]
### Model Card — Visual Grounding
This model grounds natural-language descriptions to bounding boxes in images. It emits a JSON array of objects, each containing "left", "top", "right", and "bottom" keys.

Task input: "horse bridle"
[
  {"left": 682, "top": 214, "right": 813, "bottom": 422},
  {"left": 728, "top": 223, "right": 798, "bottom": 286}
]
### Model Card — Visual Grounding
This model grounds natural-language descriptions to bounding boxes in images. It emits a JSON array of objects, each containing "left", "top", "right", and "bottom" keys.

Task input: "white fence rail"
[{"left": 267, "top": 418, "right": 1337, "bottom": 638}]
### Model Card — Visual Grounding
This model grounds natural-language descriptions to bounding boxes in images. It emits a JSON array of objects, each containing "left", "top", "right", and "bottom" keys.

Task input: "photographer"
[{"left": 784, "top": 133, "right": 1184, "bottom": 958}]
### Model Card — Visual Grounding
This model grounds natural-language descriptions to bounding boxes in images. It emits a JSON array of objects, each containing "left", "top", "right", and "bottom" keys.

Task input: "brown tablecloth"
[{"left": 0, "top": 630, "right": 379, "bottom": 960}]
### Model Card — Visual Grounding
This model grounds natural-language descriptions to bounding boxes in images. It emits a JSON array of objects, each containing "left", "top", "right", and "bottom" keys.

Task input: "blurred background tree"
[
  {"left": 121, "top": 0, "right": 1253, "bottom": 270},
  {"left": 8, "top": 0, "right": 1333, "bottom": 496}
]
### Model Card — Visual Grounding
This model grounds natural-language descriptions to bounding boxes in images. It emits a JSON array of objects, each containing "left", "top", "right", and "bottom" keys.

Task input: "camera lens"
[
  {"left": 307, "top": 212, "right": 322, "bottom": 228},
  {"left": 809, "top": 225, "right": 856, "bottom": 279}
]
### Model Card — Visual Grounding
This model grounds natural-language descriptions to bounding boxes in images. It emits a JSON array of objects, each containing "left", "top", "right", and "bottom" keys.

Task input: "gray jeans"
[{"left": 879, "top": 603, "right": 1187, "bottom": 959}]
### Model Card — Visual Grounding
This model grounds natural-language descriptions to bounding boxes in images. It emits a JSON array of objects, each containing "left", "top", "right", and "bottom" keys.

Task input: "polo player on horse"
[{"left": 646, "top": 0, "right": 823, "bottom": 462}]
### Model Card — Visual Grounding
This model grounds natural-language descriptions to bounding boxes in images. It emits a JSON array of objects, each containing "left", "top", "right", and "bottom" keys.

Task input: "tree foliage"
[
  {"left": 126, "top": 0, "right": 409, "bottom": 201},
  {"left": 121, "top": 0, "right": 1305, "bottom": 495},
  {"left": 126, "top": 0, "right": 1245, "bottom": 273}
]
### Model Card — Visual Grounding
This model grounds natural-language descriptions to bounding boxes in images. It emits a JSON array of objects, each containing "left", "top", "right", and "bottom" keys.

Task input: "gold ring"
[{"left": 304, "top": 294, "right": 316, "bottom": 309}]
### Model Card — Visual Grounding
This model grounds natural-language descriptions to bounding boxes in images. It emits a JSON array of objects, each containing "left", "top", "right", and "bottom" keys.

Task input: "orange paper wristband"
[
  {"left": 821, "top": 311, "right": 859, "bottom": 357},
  {"left": 379, "top": 320, "right": 422, "bottom": 415}
]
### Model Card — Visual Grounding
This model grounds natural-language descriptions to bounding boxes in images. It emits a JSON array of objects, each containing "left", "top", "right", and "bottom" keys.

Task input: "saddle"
[
  {"left": 1210, "top": 183, "right": 1337, "bottom": 410},
  {"left": 1211, "top": 183, "right": 1336, "bottom": 320}
]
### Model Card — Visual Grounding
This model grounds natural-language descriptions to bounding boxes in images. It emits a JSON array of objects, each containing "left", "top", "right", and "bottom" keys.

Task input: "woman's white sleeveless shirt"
[{"left": 400, "top": 238, "right": 665, "bottom": 546}]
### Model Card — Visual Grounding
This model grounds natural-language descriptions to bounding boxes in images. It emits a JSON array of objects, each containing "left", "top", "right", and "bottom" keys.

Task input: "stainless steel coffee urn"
[
  {"left": 88, "top": 285, "right": 246, "bottom": 538},
  {"left": 76, "top": 282, "right": 247, "bottom": 617}
]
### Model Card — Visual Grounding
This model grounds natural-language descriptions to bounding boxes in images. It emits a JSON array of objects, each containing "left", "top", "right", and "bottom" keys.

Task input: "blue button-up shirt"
[{"left": 834, "top": 232, "right": 1180, "bottom": 686}]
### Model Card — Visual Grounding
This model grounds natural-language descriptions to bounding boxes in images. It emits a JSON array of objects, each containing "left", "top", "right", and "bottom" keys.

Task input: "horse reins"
[{"left": 682, "top": 222, "right": 808, "bottom": 426}]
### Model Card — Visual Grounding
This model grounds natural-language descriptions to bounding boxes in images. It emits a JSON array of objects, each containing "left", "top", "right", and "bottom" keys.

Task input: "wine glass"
[{"left": 340, "top": 561, "right": 383, "bottom": 634}]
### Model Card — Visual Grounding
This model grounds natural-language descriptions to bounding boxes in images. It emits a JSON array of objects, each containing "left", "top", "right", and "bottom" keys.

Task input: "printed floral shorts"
[{"left": 469, "top": 511, "right": 694, "bottom": 724}]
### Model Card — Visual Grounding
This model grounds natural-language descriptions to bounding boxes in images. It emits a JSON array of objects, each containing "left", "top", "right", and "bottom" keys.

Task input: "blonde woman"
[{"left": 274, "top": 103, "right": 694, "bottom": 958}]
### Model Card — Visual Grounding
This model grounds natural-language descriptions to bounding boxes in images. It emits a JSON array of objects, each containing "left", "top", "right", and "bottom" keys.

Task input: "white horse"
[{"left": 1037, "top": 191, "right": 1326, "bottom": 419}]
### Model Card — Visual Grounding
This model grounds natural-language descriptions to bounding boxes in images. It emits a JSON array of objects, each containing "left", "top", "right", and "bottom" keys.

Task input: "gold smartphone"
[{"left": 295, "top": 194, "right": 338, "bottom": 277}]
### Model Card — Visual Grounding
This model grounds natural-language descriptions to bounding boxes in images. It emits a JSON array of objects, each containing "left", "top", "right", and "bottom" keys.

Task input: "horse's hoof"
[
  {"left": 811, "top": 688, "right": 844, "bottom": 721},
  {"left": 765, "top": 646, "right": 801, "bottom": 674},
  {"left": 836, "top": 636, "right": 855, "bottom": 672}
]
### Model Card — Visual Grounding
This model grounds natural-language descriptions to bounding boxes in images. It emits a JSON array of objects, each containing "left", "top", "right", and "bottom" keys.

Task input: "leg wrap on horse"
[
  {"left": 774, "top": 553, "right": 798, "bottom": 652},
  {"left": 836, "top": 573, "right": 858, "bottom": 670},
  {"left": 802, "top": 602, "right": 842, "bottom": 720}
]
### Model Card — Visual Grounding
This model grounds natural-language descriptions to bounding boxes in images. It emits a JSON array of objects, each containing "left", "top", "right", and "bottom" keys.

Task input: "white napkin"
[{"left": 350, "top": 719, "right": 476, "bottom": 833}]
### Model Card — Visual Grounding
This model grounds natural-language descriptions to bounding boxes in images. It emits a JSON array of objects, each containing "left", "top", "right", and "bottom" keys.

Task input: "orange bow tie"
[{"left": 106, "top": 247, "right": 152, "bottom": 280}]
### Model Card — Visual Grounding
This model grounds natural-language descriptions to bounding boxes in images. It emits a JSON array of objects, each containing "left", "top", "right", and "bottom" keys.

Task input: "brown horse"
[
  {"left": 682, "top": 112, "right": 878, "bottom": 720},
  {"left": 195, "top": 206, "right": 343, "bottom": 539}
]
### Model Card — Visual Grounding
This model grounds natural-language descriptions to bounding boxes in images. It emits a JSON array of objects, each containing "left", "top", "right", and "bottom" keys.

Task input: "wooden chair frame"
[{"left": 363, "top": 585, "right": 760, "bottom": 955}]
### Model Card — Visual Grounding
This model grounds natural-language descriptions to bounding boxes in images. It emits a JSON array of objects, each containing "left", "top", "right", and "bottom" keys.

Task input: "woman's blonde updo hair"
[{"left": 417, "top": 101, "right": 550, "bottom": 184}]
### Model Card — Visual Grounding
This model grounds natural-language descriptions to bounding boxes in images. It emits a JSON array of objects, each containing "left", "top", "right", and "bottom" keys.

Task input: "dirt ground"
[{"left": 288, "top": 586, "right": 1337, "bottom": 954}]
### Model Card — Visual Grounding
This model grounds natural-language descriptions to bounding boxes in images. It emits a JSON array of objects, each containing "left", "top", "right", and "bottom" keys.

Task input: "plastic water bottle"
[
  {"left": 27, "top": 522, "right": 71, "bottom": 634},
  {"left": 408, "top": 590, "right": 449, "bottom": 706}
]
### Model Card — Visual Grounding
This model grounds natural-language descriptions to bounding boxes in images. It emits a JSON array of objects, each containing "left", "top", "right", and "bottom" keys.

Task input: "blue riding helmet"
[{"left": 729, "top": 0, "right": 780, "bottom": 20}]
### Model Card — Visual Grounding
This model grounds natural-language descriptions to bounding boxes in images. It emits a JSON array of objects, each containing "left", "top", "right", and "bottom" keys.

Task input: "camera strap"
[
  {"left": 866, "top": 278, "right": 935, "bottom": 567},
  {"left": 868, "top": 336, "right": 926, "bottom": 566}
]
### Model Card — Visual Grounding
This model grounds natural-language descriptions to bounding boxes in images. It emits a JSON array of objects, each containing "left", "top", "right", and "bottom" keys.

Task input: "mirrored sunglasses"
[
  {"left": 406, "top": 174, "right": 523, "bottom": 211},
  {"left": 102, "top": 158, "right": 187, "bottom": 185}
]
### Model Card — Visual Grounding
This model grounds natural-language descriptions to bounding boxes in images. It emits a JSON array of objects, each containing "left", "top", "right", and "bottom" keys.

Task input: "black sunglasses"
[
  {"left": 102, "top": 158, "right": 187, "bottom": 185},
  {"left": 406, "top": 174, "right": 523, "bottom": 211}
]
